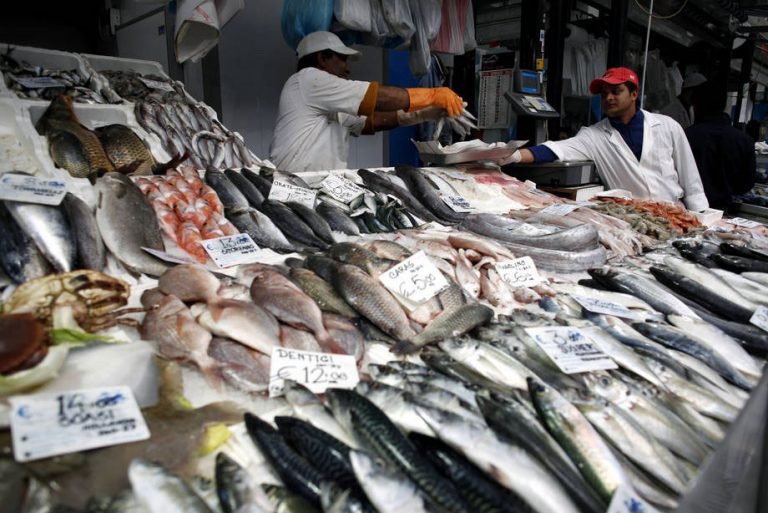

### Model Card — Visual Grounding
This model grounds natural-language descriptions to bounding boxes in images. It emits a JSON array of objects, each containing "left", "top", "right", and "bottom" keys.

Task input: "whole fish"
[
  {"left": 710, "top": 268, "right": 768, "bottom": 307},
  {"left": 503, "top": 241, "right": 607, "bottom": 273},
  {"left": 685, "top": 305, "right": 768, "bottom": 354},
  {"left": 0, "top": 201, "right": 51, "bottom": 283},
  {"left": 419, "top": 351, "right": 516, "bottom": 396},
  {"left": 316, "top": 202, "right": 360, "bottom": 235},
  {"left": 128, "top": 458, "right": 214, "bottom": 513},
  {"left": 95, "top": 172, "right": 168, "bottom": 276},
  {"left": 394, "top": 166, "right": 466, "bottom": 224},
  {"left": 205, "top": 169, "right": 250, "bottom": 209},
  {"left": 241, "top": 168, "right": 273, "bottom": 198},
  {"left": 439, "top": 337, "right": 539, "bottom": 391},
  {"left": 357, "top": 169, "right": 437, "bottom": 223},
  {"left": 258, "top": 200, "right": 330, "bottom": 249},
  {"left": 208, "top": 337, "right": 271, "bottom": 393},
  {"left": 290, "top": 268, "right": 358, "bottom": 318},
  {"left": 331, "top": 264, "right": 416, "bottom": 341},
  {"left": 158, "top": 264, "right": 221, "bottom": 302},
  {"left": 323, "top": 313, "right": 366, "bottom": 361},
  {"left": 305, "top": 254, "right": 341, "bottom": 282},
  {"left": 325, "top": 388, "right": 472, "bottom": 513},
  {"left": 227, "top": 208, "right": 296, "bottom": 253},
  {"left": 215, "top": 452, "right": 273, "bottom": 513},
  {"left": 349, "top": 450, "right": 429, "bottom": 513},
  {"left": 283, "top": 380, "right": 358, "bottom": 448},
  {"left": 329, "top": 242, "right": 396, "bottom": 278},
  {"left": 62, "top": 192, "right": 106, "bottom": 271},
  {"left": 711, "top": 253, "right": 768, "bottom": 273},
  {"left": 195, "top": 299, "right": 282, "bottom": 355},
  {"left": 225, "top": 168, "right": 265, "bottom": 207},
  {"left": 394, "top": 304, "right": 494, "bottom": 354},
  {"left": 357, "top": 381, "right": 438, "bottom": 436},
  {"left": 460, "top": 214, "right": 599, "bottom": 252},
  {"left": 720, "top": 241, "right": 768, "bottom": 262},
  {"left": 5, "top": 197, "right": 75, "bottom": 273},
  {"left": 96, "top": 124, "right": 167, "bottom": 176},
  {"left": 286, "top": 202, "right": 336, "bottom": 245}
]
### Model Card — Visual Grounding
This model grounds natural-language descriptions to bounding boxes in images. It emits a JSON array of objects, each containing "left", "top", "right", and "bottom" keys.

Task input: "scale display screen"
[{"left": 516, "top": 70, "right": 541, "bottom": 94}]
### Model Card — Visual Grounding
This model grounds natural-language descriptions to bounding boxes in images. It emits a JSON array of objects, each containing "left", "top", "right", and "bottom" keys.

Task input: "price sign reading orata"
[
  {"left": 440, "top": 194, "right": 475, "bottom": 213},
  {"left": 269, "top": 347, "right": 359, "bottom": 397},
  {"left": 526, "top": 326, "right": 618, "bottom": 374},
  {"left": 268, "top": 179, "right": 317, "bottom": 208},
  {"left": 320, "top": 174, "right": 365, "bottom": 203},
  {"left": 9, "top": 386, "right": 150, "bottom": 462},
  {"left": 495, "top": 256, "right": 542, "bottom": 288},
  {"left": 571, "top": 294, "right": 641, "bottom": 320},
  {"left": 726, "top": 217, "right": 763, "bottom": 229},
  {"left": 750, "top": 306, "right": 768, "bottom": 333},
  {"left": 13, "top": 76, "right": 65, "bottom": 89},
  {"left": 0, "top": 174, "right": 67, "bottom": 205},
  {"left": 607, "top": 485, "right": 659, "bottom": 513},
  {"left": 201, "top": 233, "right": 260, "bottom": 268},
  {"left": 378, "top": 251, "right": 449, "bottom": 305}
]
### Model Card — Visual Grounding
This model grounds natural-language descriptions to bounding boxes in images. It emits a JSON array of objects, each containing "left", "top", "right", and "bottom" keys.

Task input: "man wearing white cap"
[
  {"left": 660, "top": 72, "right": 707, "bottom": 128},
  {"left": 270, "top": 31, "right": 464, "bottom": 172}
]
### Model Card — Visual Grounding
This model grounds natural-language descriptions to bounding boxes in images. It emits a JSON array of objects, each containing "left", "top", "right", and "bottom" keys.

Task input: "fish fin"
[
  {"left": 153, "top": 152, "right": 189, "bottom": 175},
  {"left": 115, "top": 159, "right": 145, "bottom": 175},
  {"left": 390, "top": 340, "right": 420, "bottom": 355}
]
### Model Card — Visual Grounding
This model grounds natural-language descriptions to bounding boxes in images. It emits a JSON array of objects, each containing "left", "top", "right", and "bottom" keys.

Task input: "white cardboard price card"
[
  {"left": 539, "top": 202, "right": 585, "bottom": 216},
  {"left": 13, "top": 76, "right": 65, "bottom": 89},
  {"left": 10, "top": 386, "right": 150, "bottom": 462},
  {"left": 495, "top": 256, "right": 542, "bottom": 288},
  {"left": 0, "top": 174, "right": 67, "bottom": 205},
  {"left": 526, "top": 326, "right": 618, "bottom": 374},
  {"left": 750, "top": 306, "right": 768, "bottom": 333},
  {"left": 201, "top": 233, "right": 260, "bottom": 268},
  {"left": 607, "top": 485, "right": 659, "bottom": 513},
  {"left": 571, "top": 294, "right": 640, "bottom": 320},
  {"left": 268, "top": 179, "right": 317, "bottom": 208},
  {"left": 269, "top": 347, "right": 359, "bottom": 397},
  {"left": 378, "top": 251, "right": 449, "bottom": 305},
  {"left": 440, "top": 194, "right": 475, "bottom": 213},
  {"left": 138, "top": 76, "right": 175, "bottom": 92},
  {"left": 726, "top": 217, "right": 762, "bottom": 229},
  {"left": 321, "top": 174, "right": 365, "bottom": 203}
]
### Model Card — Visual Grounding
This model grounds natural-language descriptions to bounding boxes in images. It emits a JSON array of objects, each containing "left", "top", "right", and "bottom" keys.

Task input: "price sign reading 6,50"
[
  {"left": 495, "top": 256, "right": 542, "bottom": 289},
  {"left": 10, "top": 386, "right": 150, "bottom": 462},
  {"left": 378, "top": 251, "right": 449, "bottom": 306}
]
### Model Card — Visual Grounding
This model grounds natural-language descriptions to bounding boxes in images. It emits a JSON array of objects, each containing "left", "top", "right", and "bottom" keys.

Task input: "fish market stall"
[{"left": 1, "top": 45, "right": 768, "bottom": 513}]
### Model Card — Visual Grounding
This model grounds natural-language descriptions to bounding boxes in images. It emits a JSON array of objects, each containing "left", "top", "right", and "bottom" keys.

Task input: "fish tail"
[
  {"left": 116, "top": 159, "right": 145, "bottom": 175},
  {"left": 389, "top": 339, "right": 420, "bottom": 355},
  {"left": 153, "top": 152, "right": 189, "bottom": 175}
]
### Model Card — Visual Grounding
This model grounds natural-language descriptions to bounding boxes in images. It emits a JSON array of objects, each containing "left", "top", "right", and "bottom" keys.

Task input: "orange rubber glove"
[{"left": 406, "top": 87, "right": 463, "bottom": 117}]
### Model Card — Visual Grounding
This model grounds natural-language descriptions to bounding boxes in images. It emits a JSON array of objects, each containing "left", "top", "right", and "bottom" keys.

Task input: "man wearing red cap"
[{"left": 509, "top": 67, "right": 708, "bottom": 211}]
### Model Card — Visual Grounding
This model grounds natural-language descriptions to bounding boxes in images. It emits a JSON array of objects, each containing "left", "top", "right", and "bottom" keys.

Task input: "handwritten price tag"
[
  {"left": 138, "top": 76, "right": 175, "bottom": 92},
  {"left": 526, "top": 326, "right": 618, "bottom": 374},
  {"left": 201, "top": 233, "right": 260, "bottom": 268},
  {"left": 269, "top": 347, "right": 359, "bottom": 397},
  {"left": 750, "top": 306, "right": 768, "bottom": 333},
  {"left": 726, "top": 217, "right": 762, "bottom": 229},
  {"left": 269, "top": 179, "right": 317, "bottom": 208},
  {"left": 378, "top": 251, "right": 449, "bottom": 306},
  {"left": 495, "top": 257, "right": 542, "bottom": 288},
  {"left": 321, "top": 174, "right": 365, "bottom": 203},
  {"left": 440, "top": 194, "right": 475, "bottom": 213},
  {"left": 607, "top": 485, "right": 659, "bottom": 513},
  {"left": 13, "top": 76, "right": 66, "bottom": 89},
  {"left": 539, "top": 202, "right": 590, "bottom": 216},
  {"left": 571, "top": 294, "right": 641, "bottom": 320},
  {"left": 9, "top": 386, "right": 150, "bottom": 462},
  {"left": 0, "top": 174, "right": 67, "bottom": 205}
]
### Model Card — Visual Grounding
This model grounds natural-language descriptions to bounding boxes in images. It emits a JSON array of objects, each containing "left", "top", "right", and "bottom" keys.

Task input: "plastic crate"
[
  {"left": 80, "top": 53, "right": 168, "bottom": 79},
  {"left": 0, "top": 43, "right": 87, "bottom": 102},
  {"left": 0, "top": 97, "right": 60, "bottom": 178}
]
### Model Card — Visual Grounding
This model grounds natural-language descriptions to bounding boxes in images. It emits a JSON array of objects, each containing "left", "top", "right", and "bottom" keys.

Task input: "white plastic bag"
[
  {"left": 369, "top": 0, "right": 393, "bottom": 40},
  {"left": 335, "top": 0, "right": 372, "bottom": 32},
  {"left": 381, "top": 0, "right": 415, "bottom": 42},
  {"left": 408, "top": 0, "right": 441, "bottom": 76}
]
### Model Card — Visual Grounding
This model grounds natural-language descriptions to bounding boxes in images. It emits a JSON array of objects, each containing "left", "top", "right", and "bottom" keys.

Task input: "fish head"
[
  {"left": 282, "top": 380, "right": 320, "bottom": 407},
  {"left": 437, "top": 336, "right": 477, "bottom": 360},
  {"left": 580, "top": 372, "right": 629, "bottom": 403}
]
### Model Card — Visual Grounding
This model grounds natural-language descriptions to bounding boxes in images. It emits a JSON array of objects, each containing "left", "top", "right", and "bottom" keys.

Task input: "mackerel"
[
  {"left": 282, "top": 380, "right": 358, "bottom": 448},
  {"left": 349, "top": 450, "right": 429, "bottom": 513}
]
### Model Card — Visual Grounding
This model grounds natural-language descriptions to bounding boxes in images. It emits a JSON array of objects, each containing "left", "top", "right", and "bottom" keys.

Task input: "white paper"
[
  {"left": 750, "top": 306, "right": 768, "bottom": 333},
  {"left": 378, "top": 251, "right": 449, "bottom": 305},
  {"left": 606, "top": 485, "right": 659, "bottom": 513},
  {"left": 571, "top": 294, "right": 641, "bottom": 320},
  {"left": 10, "top": 386, "right": 150, "bottom": 462},
  {"left": 440, "top": 194, "right": 475, "bottom": 212},
  {"left": 268, "top": 179, "right": 317, "bottom": 208},
  {"left": 539, "top": 202, "right": 590, "bottom": 216},
  {"left": 495, "top": 256, "right": 542, "bottom": 288},
  {"left": 510, "top": 223, "right": 550, "bottom": 236},
  {"left": 268, "top": 347, "right": 359, "bottom": 397},
  {"left": 201, "top": 233, "right": 260, "bottom": 268},
  {"left": 138, "top": 76, "right": 175, "bottom": 92},
  {"left": 320, "top": 174, "right": 365, "bottom": 203},
  {"left": 13, "top": 76, "right": 65, "bottom": 89},
  {"left": 726, "top": 217, "right": 762, "bottom": 229},
  {"left": 526, "top": 326, "right": 618, "bottom": 374},
  {"left": 0, "top": 174, "right": 67, "bottom": 205}
]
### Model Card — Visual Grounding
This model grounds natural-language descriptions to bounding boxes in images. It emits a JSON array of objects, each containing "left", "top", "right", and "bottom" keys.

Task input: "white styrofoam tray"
[
  {"left": 81, "top": 53, "right": 168, "bottom": 79},
  {"left": 0, "top": 98, "right": 60, "bottom": 178},
  {"left": 0, "top": 43, "right": 87, "bottom": 101}
]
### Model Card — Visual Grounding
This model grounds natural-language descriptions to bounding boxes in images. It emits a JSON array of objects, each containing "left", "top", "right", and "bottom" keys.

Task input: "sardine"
[{"left": 62, "top": 192, "right": 106, "bottom": 271}]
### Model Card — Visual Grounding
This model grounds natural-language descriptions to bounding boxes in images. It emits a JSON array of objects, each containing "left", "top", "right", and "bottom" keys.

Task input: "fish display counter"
[{"left": 2, "top": 45, "right": 768, "bottom": 513}]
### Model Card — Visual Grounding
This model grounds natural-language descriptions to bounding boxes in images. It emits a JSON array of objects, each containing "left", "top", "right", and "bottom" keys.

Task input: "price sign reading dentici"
[
  {"left": 201, "top": 233, "right": 260, "bottom": 268},
  {"left": 495, "top": 256, "right": 542, "bottom": 288},
  {"left": 0, "top": 174, "right": 67, "bottom": 205},
  {"left": 440, "top": 194, "right": 475, "bottom": 213},
  {"left": 269, "top": 347, "right": 359, "bottom": 397},
  {"left": 268, "top": 179, "right": 317, "bottom": 208},
  {"left": 526, "top": 326, "right": 618, "bottom": 374},
  {"left": 10, "top": 386, "right": 150, "bottom": 462},
  {"left": 378, "top": 251, "right": 449, "bottom": 305},
  {"left": 320, "top": 174, "right": 365, "bottom": 203}
]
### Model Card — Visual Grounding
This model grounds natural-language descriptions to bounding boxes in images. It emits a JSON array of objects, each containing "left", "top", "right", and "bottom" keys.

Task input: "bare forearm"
[
  {"left": 371, "top": 111, "right": 400, "bottom": 131},
  {"left": 375, "top": 85, "right": 410, "bottom": 112}
]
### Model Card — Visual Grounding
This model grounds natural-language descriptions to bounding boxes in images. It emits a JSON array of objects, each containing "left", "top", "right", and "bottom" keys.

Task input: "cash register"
[{"left": 502, "top": 69, "right": 598, "bottom": 191}]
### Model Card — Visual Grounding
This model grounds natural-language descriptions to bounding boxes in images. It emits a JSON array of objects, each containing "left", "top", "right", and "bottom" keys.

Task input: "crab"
[{"left": 3, "top": 270, "right": 143, "bottom": 332}]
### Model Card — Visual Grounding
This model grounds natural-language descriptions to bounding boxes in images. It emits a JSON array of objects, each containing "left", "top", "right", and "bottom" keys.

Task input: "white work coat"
[{"left": 543, "top": 110, "right": 709, "bottom": 211}]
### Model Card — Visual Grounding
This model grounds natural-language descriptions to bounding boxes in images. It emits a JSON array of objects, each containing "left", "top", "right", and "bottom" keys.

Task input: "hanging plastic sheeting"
[
  {"left": 430, "top": 0, "right": 476, "bottom": 55},
  {"left": 281, "top": 0, "right": 334, "bottom": 50},
  {"left": 382, "top": 0, "right": 416, "bottom": 44},
  {"left": 174, "top": 0, "right": 244, "bottom": 63},
  {"left": 335, "top": 0, "right": 372, "bottom": 32},
  {"left": 408, "top": 0, "right": 442, "bottom": 77},
  {"left": 369, "top": 0, "right": 394, "bottom": 42}
]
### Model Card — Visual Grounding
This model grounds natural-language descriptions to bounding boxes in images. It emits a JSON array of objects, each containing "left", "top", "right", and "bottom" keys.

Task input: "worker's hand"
[
  {"left": 396, "top": 107, "right": 445, "bottom": 126},
  {"left": 498, "top": 150, "right": 523, "bottom": 166},
  {"left": 406, "top": 87, "right": 464, "bottom": 117}
]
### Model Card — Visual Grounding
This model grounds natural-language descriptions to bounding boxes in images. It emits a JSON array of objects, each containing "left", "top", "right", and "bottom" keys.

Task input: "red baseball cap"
[{"left": 589, "top": 67, "right": 639, "bottom": 94}]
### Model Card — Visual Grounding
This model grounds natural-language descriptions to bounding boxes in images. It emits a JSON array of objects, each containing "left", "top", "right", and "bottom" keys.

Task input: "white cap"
[
  {"left": 682, "top": 73, "right": 707, "bottom": 89},
  {"left": 296, "top": 31, "right": 361, "bottom": 60}
]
